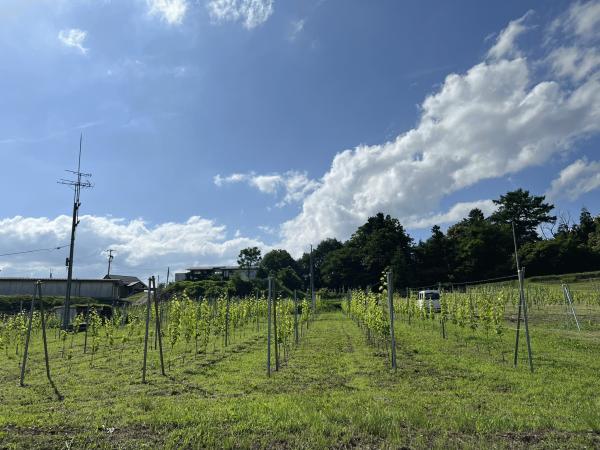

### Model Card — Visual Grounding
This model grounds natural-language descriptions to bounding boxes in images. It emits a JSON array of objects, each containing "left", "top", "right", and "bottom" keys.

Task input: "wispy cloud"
[
  {"left": 207, "top": 0, "right": 274, "bottom": 29},
  {"left": 288, "top": 19, "right": 304, "bottom": 41},
  {"left": 546, "top": 158, "right": 600, "bottom": 201},
  {"left": 0, "top": 121, "right": 102, "bottom": 146},
  {"left": 545, "top": 1, "right": 600, "bottom": 83},
  {"left": 553, "top": 0, "right": 600, "bottom": 40},
  {"left": 214, "top": 170, "right": 319, "bottom": 207},
  {"left": 487, "top": 10, "right": 533, "bottom": 60},
  {"left": 258, "top": 225, "right": 277, "bottom": 235},
  {"left": 58, "top": 28, "right": 88, "bottom": 55},
  {"left": 147, "top": 0, "right": 188, "bottom": 25}
]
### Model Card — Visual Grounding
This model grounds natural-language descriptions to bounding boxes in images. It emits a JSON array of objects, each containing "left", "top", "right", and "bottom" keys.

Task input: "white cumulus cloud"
[
  {"left": 0, "top": 215, "right": 266, "bottom": 280},
  {"left": 58, "top": 28, "right": 88, "bottom": 55},
  {"left": 207, "top": 0, "right": 274, "bottom": 29},
  {"left": 277, "top": 10, "right": 600, "bottom": 255},
  {"left": 147, "top": 0, "right": 188, "bottom": 25},
  {"left": 546, "top": 158, "right": 600, "bottom": 201}
]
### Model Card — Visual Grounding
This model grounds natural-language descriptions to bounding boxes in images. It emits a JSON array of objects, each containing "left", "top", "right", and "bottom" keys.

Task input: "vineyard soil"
[{"left": 1, "top": 310, "right": 599, "bottom": 449}]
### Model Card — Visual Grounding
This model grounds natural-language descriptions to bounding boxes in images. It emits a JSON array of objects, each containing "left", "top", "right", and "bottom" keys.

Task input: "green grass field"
[{"left": 1, "top": 306, "right": 600, "bottom": 449}]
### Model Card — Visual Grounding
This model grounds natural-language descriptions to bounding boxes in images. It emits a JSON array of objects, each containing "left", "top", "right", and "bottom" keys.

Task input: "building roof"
[
  {"left": 103, "top": 275, "right": 147, "bottom": 288},
  {"left": 104, "top": 274, "right": 141, "bottom": 283}
]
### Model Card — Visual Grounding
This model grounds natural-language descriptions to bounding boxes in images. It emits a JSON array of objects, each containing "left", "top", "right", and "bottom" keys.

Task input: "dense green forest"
[{"left": 171, "top": 189, "right": 600, "bottom": 296}]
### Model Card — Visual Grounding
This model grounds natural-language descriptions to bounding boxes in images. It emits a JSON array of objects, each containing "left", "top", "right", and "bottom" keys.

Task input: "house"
[
  {"left": 175, "top": 266, "right": 258, "bottom": 282},
  {"left": 102, "top": 275, "right": 147, "bottom": 297}
]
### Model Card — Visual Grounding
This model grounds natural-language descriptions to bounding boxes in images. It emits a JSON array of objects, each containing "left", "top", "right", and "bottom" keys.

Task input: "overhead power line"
[{"left": 0, "top": 244, "right": 69, "bottom": 258}]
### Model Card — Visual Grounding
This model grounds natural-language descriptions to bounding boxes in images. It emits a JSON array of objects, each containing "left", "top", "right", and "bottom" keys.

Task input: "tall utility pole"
[
  {"left": 309, "top": 244, "right": 315, "bottom": 311},
  {"left": 58, "top": 134, "right": 92, "bottom": 329},
  {"left": 105, "top": 249, "right": 115, "bottom": 276}
]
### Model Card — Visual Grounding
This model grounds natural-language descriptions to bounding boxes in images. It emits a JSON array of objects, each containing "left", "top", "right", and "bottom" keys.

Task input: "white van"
[{"left": 417, "top": 290, "right": 441, "bottom": 313}]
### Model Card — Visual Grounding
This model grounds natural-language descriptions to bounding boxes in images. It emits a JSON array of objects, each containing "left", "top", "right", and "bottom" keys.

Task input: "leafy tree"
[
  {"left": 414, "top": 225, "right": 453, "bottom": 286},
  {"left": 520, "top": 234, "right": 600, "bottom": 276},
  {"left": 276, "top": 267, "right": 302, "bottom": 292},
  {"left": 589, "top": 224, "right": 600, "bottom": 253},
  {"left": 229, "top": 275, "right": 254, "bottom": 296},
  {"left": 237, "top": 247, "right": 262, "bottom": 278},
  {"left": 346, "top": 213, "right": 413, "bottom": 288},
  {"left": 447, "top": 208, "right": 513, "bottom": 281},
  {"left": 576, "top": 208, "right": 595, "bottom": 243},
  {"left": 320, "top": 245, "right": 365, "bottom": 289},
  {"left": 297, "top": 238, "right": 343, "bottom": 288},
  {"left": 490, "top": 189, "right": 556, "bottom": 244},
  {"left": 258, "top": 249, "right": 297, "bottom": 278}
]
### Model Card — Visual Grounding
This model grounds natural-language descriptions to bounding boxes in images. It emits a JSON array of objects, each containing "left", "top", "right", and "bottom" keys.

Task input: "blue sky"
[{"left": 1, "top": 0, "right": 599, "bottom": 279}]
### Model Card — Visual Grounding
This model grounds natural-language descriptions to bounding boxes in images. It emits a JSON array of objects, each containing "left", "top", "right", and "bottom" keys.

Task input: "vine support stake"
[
  {"left": 19, "top": 282, "right": 37, "bottom": 387},
  {"left": 83, "top": 304, "right": 89, "bottom": 354},
  {"left": 37, "top": 282, "right": 52, "bottom": 384},
  {"left": 225, "top": 291, "right": 230, "bottom": 347},
  {"left": 273, "top": 281, "right": 280, "bottom": 371},
  {"left": 153, "top": 277, "right": 166, "bottom": 376},
  {"left": 346, "top": 291, "right": 351, "bottom": 317},
  {"left": 521, "top": 267, "right": 534, "bottom": 373},
  {"left": 294, "top": 290, "right": 299, "bottom": 346},
  {"left": 19, "top": 281, "right": 53, "bottom": 388},
  {"left": 512, "top": 222, "right": 534, "bottom": 373},
  {"left": 142, "top": 277, "right": 152, "bottom": 383},
  {"left": 256, "top": 290, "right": 260, "bottom": 333},
  {"left": 266, "top": 276, "right": 272, "bottom": 377},
  {"left": 387, "top": 271, "right": 397, "bottom": 371},
  {"left": 562, "top": 283, "right": 581, "bottom": 331},
  {"left": 310, "top": 244, "right": 316, "bottom": 312}
]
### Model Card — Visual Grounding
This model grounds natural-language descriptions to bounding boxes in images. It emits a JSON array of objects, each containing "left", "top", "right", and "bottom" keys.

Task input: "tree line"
[
  {"left": 170, "top": 189, "right": 600, "bottom": 297},
  {"left": 249, "top": 189, "right": 600, "bottom": 291}
]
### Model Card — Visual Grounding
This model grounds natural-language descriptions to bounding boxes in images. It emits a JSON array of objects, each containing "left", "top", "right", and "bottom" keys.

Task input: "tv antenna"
[{"left": 58, "top": 134, "right": 93, "bottom": 329}]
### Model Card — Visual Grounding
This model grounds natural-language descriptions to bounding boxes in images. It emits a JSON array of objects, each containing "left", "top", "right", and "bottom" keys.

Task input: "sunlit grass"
[{"left": 1, "top": 309, "right": 599, "bottom": 448}]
